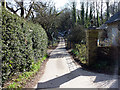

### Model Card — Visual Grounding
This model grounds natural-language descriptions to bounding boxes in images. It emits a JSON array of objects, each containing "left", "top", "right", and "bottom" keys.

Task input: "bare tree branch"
[
  {"left": 14, "top": 0, "right": 25, "bottom": 10},
  {"left": 25, "top": 2, "right": 34, "bottom": 19},
  {"left": 6, "top": 2, "right": 20, "bottom": 15}
]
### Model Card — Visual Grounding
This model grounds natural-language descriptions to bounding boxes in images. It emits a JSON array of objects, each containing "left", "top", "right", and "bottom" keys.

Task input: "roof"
[
  {"left": 88, "top": 25, "right": 96, "bottom": 30},
  {"left": 105, "top": 11, "right": 120, "bottom": 24},
  {"left": 97, "top": 24, "right": 108, "bottom": 30}
]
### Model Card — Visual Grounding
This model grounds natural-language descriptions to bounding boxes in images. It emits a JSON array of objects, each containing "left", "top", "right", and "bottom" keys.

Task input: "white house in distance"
[{"left": 98, "top": 11, "right": 120, "bottom": 46}]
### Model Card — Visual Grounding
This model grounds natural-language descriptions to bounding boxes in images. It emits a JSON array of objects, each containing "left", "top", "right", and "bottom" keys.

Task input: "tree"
[
  {"left": 56, "top": 8, "right": 72, "bottom": 32},
  {"left": 33, "top": 1, "right": 63, "bottom": 40},
  {"left": 81, "top": 2, "right": 84, "bottom": 25},
  {"left": 72, "top": 1, "right": 77, "bottom": 27},
  {"left": 118, "top": 2, "right": 120, "bottom": 11},
  {"left": 101, "top": 0, "right": 103, "bottom": 24},
  {"left": 109, "top": 1, "right": 120, "bottom": 16},
  {"left": 96, "top": 2, "right": 100, "bottom": 27},
  {"left": 85, "top": 2, "right": 88, "bottom": 21},
  {"left": 85, "top": 1, "right": 89, "bottom": 28},
  {"left": 5, "top": 0, "right": 34, "bottom": 19},
  {"left": 92, "top": 2, "right": 96, "bottom": 25},
  {"left": 77, "top": 10, "right": 81, "bottom": 24},
  {"left": 2, "top": 0, "right": 6, "bottom": 8},
  {"left": 20, "top": 0, "right": 24, "bottom": 17},
  {"left": 89, "top": 3, "right": 93, "bottom": 21},
  {"left": 106, "top": 1, "right": 110, "bottom": 20}
]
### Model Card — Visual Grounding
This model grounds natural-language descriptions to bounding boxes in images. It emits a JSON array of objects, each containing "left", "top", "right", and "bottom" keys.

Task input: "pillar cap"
[
  {"left": 88, "top": 19, "right": 96, "bottom": 30},
  {"left": 88, "top": 26, "right": 96, "bottom": 30}
]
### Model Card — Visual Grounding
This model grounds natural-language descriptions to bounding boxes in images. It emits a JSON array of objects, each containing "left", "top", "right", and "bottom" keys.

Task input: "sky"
[
  {"left": 6, "top": 0, "right": 119, "bottom": 10},
  {"left": 52, "top": 0, "right": 120, "bottom": 16},
  {"left": 5, "top": 0, "right": 120, "bottom": 15},
  {"left": 52, "top": 0, "right": 115, "bottom": 10},
  {"left": 53, "top": 0, "right": 68, "bottom": 10}
]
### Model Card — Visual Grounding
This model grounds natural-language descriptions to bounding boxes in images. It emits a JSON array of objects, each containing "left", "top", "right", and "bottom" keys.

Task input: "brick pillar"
[{"left": 86, "top": 29, "right": 99, "bottom": 66}]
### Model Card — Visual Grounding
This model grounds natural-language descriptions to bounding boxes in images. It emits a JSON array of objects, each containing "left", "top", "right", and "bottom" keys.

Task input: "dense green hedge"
[
  {"left": 0, "top": 6, "right": 2, "bottom": 87},
  {"left": 2, "top": 9, "right": 48, "bottom": 84}
]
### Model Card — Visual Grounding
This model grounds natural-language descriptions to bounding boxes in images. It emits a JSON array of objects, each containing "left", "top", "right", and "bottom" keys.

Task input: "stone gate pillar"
[{"left": 86, "top": 20, "right": 99, "bottom": 66}]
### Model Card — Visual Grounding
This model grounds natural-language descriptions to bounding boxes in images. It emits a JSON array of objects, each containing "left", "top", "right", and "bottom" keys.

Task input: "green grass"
[
  {"left": 7, "top": 55, "right": 47, "bottom": 88},
  {"left": 7, "top": 82, "right": 21, "bottom": 89}
]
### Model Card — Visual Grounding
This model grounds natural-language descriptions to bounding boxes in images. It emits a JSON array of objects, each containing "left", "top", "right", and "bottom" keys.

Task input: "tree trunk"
[
  {"left": 20, "top": 0, "right": 24, "bottom": 18},
  {"left": 2, "top": 0, "right": 6, "bottom": 8},
  {"left": 106, "top": 1, "right": 109, "bottom": 21},
  {"left": 118, "top": 2, "right": 120, "bottom": 12},
  {"left": 101, "top": 0, "right": 103, "bottom": 24},
  {"left": 90, "top": 3, "right": 93, "bottom": 20}
]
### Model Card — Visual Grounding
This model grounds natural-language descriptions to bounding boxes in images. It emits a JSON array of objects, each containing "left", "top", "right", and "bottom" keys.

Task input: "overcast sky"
[
  {"left": 53, "top": 0, "right": 68, "bottom": 10},
  {"left": 5, "top": 0, "right": 120, "bottom": 14},
  {"left": 6, "top": 0, "right": 119, "bottom": 9},
  {"left": 52, "top": 0, "right": 120, "bottom": 12}
]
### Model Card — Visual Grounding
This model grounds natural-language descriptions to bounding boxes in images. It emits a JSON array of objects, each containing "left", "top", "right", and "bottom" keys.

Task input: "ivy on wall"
[{"left": 1, "top": 9, "right": 48, "bottom": 84}]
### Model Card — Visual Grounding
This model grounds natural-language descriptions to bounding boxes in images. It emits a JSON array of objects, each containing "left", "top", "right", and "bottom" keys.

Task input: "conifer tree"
[
  {"left": 89, "top": 3, "right": 93, "bottom": 21},
  {"left": 101, "top": 0, "right": 103, "bottom": 24},
  {"left": 85, "top": 1, "right": 89, "bottom": 28},
  {"left": 106, "top": 1, "right": 110, "bottom": 20},
  {"left": 96, "top": 2, "right": 100, "bottom": 27},
  {"left": 72, "top": 1, "right": 77, "bottom": 27},
  {"left": 81, "top": 2, "right": 84, "bottom": 25}
]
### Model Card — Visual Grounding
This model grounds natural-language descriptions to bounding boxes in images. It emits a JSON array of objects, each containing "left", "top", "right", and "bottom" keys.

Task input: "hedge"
[
  {"left": 0, "top": 6, "right": 2, "bottom": 87},
  {"left": 1, "top": 8, "right": 48, "bottom": 84}
]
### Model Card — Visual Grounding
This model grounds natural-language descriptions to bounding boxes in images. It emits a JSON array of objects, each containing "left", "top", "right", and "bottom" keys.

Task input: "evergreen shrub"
[{"left": 1, "top": 9, "right": 48, "bottom": 83}]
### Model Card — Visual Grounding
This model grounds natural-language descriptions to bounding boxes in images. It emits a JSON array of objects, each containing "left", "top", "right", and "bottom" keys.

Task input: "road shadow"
[
  {"left": 50, "top": 53, "right": 68, "bottom": 58},
  {"left": 38, "top": 38, "right": 119, "bottom": 89},
  {"left": 36, "top": 68, "right": 118, "bottom": 89}
]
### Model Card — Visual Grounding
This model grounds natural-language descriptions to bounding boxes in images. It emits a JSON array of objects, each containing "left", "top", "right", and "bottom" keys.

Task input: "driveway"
[{"left": 34, "top": 37, "right": 119, "bottom": 89}]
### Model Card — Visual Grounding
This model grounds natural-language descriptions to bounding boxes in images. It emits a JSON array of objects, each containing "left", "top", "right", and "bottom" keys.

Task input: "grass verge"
[{"left": 4, "top": 55, "right": 48, "bottom": 88}]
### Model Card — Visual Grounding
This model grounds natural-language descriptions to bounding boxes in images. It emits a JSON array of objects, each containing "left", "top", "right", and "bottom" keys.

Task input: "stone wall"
[{"left": 97, "top": 46, "right": 113, "bottom": 62}]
